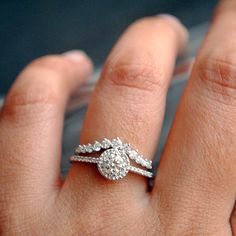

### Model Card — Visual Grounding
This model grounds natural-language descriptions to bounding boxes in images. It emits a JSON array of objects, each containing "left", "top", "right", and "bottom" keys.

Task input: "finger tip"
[
  {"left": 63, "top": 49, "right": 88, "bottom": 61},
  {"left": 158, "top": 14, "right": 189, "bottom": 55},
  {"left": 63, "top": 49, "right": 94, "bottom": 74}
]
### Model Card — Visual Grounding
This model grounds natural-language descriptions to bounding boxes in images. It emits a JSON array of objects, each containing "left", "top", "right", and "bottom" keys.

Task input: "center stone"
[{"left": 98, "top": 148, "right": 130, "bottom": 180}]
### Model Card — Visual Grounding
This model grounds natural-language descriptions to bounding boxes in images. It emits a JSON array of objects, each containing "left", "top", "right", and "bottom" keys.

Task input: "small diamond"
[
  {"left": 81, "top": 145, "right": 87, "bottom": 153},
  {"left": 128, "top": 150, "right": 138, "bottom": 159},
  {"left": 111, "top": 137, "right": 123, "bottom": 148},
  {"left": 101, "top": 138, "right": 112, "bottom": 149},
  {"left": 123, "top": 143, "right": 131, "bottom": 152},
  {"left": 76, "top": 145, "right": 86, "bottom": 154},
  {"left": 74, "top": 147, "right": 80, "bottom": 154},
  {"left": 136, "top": 155, "right": 142, "bottom": 164},
  {"left": 146, "top": 159, "right": 152, "bottom": 169},
  {"left": 75, "top": 145, "right": 84, "bottom": 154},
  {"left": 93, "top": 141, "right": 101, "bottom": 151},
  {"left": 85, "top": 144, "right": 93, "bottom": 153}
]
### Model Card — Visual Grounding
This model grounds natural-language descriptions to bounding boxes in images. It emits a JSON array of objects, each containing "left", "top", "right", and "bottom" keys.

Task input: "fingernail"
[{"left": 62, "top": 50, "right": 89, "bottom": 63}]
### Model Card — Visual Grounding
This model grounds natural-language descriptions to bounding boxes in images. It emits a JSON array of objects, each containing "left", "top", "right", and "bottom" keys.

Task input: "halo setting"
[{"left": 98, "top": 148, "right": 130, "bottom": 180}]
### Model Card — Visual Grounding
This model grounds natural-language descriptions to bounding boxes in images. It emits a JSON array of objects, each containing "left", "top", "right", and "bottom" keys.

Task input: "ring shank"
[
  {"left": 128, "top": 166, "right": 153, "bottom": 178},
  {"left": 70, "top": 155, "right": 100, "bottom": 164},
  {"left": 70, "top": 155, "right": 153, "bottom": 178}
]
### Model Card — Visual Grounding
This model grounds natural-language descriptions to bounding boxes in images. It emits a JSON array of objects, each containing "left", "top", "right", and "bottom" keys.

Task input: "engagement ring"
[{"left": 69, "top": 137, "right": 153, "bottom": 180}]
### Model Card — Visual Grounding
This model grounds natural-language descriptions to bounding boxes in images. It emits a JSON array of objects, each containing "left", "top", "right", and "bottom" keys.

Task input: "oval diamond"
[{"left": 93, "top": 141, "right": 101, "bottom": 151}]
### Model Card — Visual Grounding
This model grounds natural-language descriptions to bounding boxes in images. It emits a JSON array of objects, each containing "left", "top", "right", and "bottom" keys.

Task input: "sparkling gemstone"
[
  {"left": 111, "top": 137, "right": 122, "bottom": 148},
  {"left": 81, "top": 145, "right": 87, "bottom": 153},
  {"left": 101, "top": 138, "right": 112, "bottom": 149},
  {"left": 93, "top": 141, "right": 101, "bottom": 151},
  {"left": 136, "top": 155, "right": 142, "bottom": 164},
  {"left": 74, "top": 147, "right": 81, "bottom": 154},
  {"left": 123, "top": 143, "right": 131, "bottom": 153},
  {"left": 128, "top": 150, "right": 138, "bottom": 159},
  {"left": 85, "top": 144, "right": 93, "bottom": 153},
  {"left": 76, "top": 145, "right": 86, "bottom": 154},
  {"left": 97, "top": 148, "right": 130, "bottom": 180}
]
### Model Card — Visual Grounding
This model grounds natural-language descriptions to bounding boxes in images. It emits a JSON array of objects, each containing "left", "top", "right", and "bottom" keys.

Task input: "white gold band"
[{"left": 70, "top": 155, "right": 153, "bottom": 179}]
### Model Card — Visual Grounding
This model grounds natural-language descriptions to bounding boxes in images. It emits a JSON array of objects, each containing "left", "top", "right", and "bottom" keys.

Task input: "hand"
[{"left": 1, "top": 1, "right": 236, "bottom": 235}]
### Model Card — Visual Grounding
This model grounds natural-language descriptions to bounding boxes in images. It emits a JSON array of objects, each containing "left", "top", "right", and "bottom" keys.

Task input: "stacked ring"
[{"left": 69, "top": 137, "right": 153, "bottom": 180}]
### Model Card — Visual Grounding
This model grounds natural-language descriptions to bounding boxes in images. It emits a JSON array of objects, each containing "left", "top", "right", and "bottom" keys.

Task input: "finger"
[
  {"left": 152, "top": 0, "right": 236, "bottom": 234},
  {"left": 0, "top": 51, "right": 93, "bottom": 201},
  {"left": 63, "top": 15, "right": 187, "bottom": 214}
]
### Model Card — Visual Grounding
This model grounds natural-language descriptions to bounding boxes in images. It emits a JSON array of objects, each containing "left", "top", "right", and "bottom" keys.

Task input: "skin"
[{"left": 1, "top": 0, "right": 236, "bottom": 235}]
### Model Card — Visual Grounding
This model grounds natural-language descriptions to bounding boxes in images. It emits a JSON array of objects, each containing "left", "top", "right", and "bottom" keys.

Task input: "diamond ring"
[{"left": 69, "top": 137, "right": 153, "bottom": 180}]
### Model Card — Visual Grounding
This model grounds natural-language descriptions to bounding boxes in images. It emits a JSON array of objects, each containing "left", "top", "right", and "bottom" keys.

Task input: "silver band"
[
  {"left": 70, "top": 137, "right": 153, "bottom": 180},
  {"left": 74, "top": 137, "right": 152, "bottom": 169},
  {"left": 70, "top": 155, "right": 153, "bottom": 179}
]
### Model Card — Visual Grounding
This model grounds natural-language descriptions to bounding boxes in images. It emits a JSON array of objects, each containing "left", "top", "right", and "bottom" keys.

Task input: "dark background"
[{"left": 0, "top": 0, "right": 217, "bottom": 95}]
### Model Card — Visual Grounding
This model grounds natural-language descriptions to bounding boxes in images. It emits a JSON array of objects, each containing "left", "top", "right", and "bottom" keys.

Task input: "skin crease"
[{"left": 1, "top": 0, "right": 236, "bottom": 235}]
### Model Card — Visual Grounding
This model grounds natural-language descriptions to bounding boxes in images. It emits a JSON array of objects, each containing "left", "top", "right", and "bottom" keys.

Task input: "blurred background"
[
  {"left": 0, "top": 0, "right": 218, "bottom": 175},
  {"left": 1, "top": 0, "right": 217, "bottom": 95}
]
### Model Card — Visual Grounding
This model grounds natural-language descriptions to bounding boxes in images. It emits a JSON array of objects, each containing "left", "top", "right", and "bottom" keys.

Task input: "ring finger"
[{"left": 61, "top": 14, "right": 188, "bottom": 231}]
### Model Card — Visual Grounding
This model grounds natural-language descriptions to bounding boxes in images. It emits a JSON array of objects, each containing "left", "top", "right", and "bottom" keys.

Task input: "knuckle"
[
  {"left": 2, "top": 85, "right": 64, "bottom": 126},
  {"left": 103, "top": 61, "right": 165, "bottom": 92},
  {"left": 2, "top": 85, "right": 60, "bottom": 125},
  {"left": 212, "top": 0, "right": 235, "bottom": 22},
  {"left": 196, "top": 55, "right": 236, "bottom": 99},
  {"left": 1, "top": 55, "right": 71, "bottom": 124}
]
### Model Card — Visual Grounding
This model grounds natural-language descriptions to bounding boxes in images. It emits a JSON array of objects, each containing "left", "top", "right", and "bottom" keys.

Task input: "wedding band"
[{"left": 69, "top": 137, "right": 153, "bottom": 180}]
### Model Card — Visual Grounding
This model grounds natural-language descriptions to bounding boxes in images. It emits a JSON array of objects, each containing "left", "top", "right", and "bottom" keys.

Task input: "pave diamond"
[
  {"left": 75, "top": 145, "right": 85, "bottom": 154},
  {"left": 97, "top": 148, "right": 130, "bottom": 180},
  {"left": 101, "top": 138, "right": 112, "bottom": 149},
  {"left": 123, "top": 143, "right": 131, "bottom": 152},
  {"left": 136, "top": 155, "right": 142, "bottom": 164},
  {"left": 85, "top": 144, "right": 93, "bottom": 153},
  {"left": 111, "top": 137, "right": 123, "bottom": 148},
  {"left": 79, "top": 145, "right": 85, "bottom": 153},
  {"left": 128, "top": 149, "right": 138, "bottom": 159},
  {"left": 128, "top": 166, "right": 153, "bottom": 178}
]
